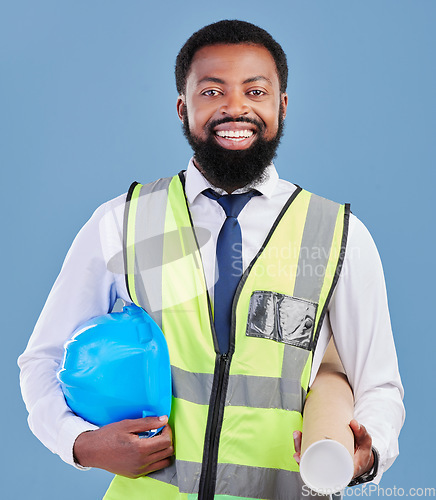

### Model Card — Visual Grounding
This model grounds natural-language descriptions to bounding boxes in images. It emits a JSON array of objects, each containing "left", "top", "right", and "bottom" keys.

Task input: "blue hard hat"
[{"left": 57, "top": 304, "right": 172, "bottom": 432}]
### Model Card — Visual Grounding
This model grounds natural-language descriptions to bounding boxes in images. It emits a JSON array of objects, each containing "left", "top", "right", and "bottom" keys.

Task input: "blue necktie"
[{"left": 203, "top": 189, "right": 260, "bottom": 354}]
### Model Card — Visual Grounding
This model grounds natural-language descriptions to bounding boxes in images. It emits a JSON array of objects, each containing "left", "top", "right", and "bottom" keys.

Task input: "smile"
[{"left": 215, "top": 129, "right": 254, "bottom": 141}]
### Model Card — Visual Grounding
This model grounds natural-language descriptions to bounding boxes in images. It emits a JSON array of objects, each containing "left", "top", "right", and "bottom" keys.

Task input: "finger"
[
  {"left": 144, "top": 442, "right": 175, "bottom": 464},
  {"left": 142, "top": 456, "right": 173, "bottom": 475},
  {"left": 293, "top": 431, "right": 302, "bottom": 454},
  {"left": 123, "top": 416, "right": 169, "bottom": 434},
  {"left": 349, "top": 418, "right": 364, "bottom": 438},
  {"left": 137, "top": 425, "right": 173, "bottom": 454},
  {"left": 135, "top": 441, "right": 174, "bottom": 476},
  {"left": 149, "top": 423, "right": 172, "bottom": 445},
  {"left": 349, "top": 420, "right": 371, "bottom": 448},
  {"left": 350, "top": 419, "right": 368, "bottom": 439}
]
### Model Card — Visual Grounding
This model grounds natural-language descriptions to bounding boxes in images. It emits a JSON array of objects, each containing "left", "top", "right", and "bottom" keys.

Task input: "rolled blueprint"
[{"left": 299, "top": 339, "right": 354, "bottom": 494}]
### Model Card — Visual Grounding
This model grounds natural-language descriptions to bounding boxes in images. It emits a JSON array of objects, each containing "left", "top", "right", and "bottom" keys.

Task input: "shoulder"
[
  {"left": 99, "top": 192, "right": 128, "bottom": 214},
  {"left": 78, "top": 192, "right": 128, "bottom": 233},
  {"left": 340, "top": 212, "right": 386, "bottom": 290},
  {"left": 69, "top": 192, "right": 129, "bottom": 252},
  {"left": 347, "top": 213, "right": 381, "bottom": 257}
]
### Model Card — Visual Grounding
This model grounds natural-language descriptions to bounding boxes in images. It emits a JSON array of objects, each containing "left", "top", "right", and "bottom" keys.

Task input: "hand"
[
  {"left": 349, "top": 419, "right": 374, "bottom": 478},
  {"left": 292, "top": 419, "right": 374, "bottom": 479},
  {"left": 73, "top": 416, "right": 174, "bottom": 478}
]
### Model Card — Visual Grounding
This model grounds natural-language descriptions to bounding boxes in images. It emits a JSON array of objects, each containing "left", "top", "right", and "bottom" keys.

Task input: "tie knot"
[{"left": 203, "top": 189, "right": 260, "bottom": 218}]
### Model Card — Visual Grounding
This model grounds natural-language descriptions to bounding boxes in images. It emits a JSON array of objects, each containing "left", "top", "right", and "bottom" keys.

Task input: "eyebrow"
[
  {"left": 243, "top": 76, "right": 273, "bottom": 86},
  {"left": 197, "top": 75, "right": 273, "bottom": 86},
  {"left": 197, "top": 77, "right": 225, "bottom": 85}
]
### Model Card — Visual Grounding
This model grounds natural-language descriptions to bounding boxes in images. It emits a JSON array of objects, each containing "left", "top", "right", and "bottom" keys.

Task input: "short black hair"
[{"left": 175, "top": 20, "right": 288, "bottom": 95}]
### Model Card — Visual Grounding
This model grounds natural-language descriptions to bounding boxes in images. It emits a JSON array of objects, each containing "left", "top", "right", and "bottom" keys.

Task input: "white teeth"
[{"left": 215, "top": 129, "right": 253, "bottom": 140}]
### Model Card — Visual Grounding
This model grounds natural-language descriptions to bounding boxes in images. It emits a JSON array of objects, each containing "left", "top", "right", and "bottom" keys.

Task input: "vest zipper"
[{"left": 198, "top": 352, "right": 229, "bottom": 500}]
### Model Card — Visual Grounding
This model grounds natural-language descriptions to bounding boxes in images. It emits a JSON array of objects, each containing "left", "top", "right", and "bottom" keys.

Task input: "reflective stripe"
[
  {"left": 150, "top": 460, "right": 201, "bottom": 493},
  {"left": 226, "top": 373, "right": 301, "bottom": 410},
  {"left": 137, "top": 179, "right": 172, "bottom": 326},
  {"left": 150, "top": 460, "right": 328, "bottom": 499},
  {"left": 171, "top": 366, "right": 213, "bottom": 405},
  {"left": 215, "top": 463, "right": 326, "bottom": 499},
  {"left": 294, "top": 194, "right": 340, "bottom": 303},
  {"left": 124, "top": 178, "right": 172, "bottom": 326},
  {"left": 281, "top": 343, "right": 310, "bottom": 400},
  {"left": 312, "top": 203, "right": 349, "bottom": 349},
  {"left": 172, "top": 366, "right": 303, "bottom": 411}
]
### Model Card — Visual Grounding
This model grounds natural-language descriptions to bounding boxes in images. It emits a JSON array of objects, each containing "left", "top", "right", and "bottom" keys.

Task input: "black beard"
[{"left": 182, "top": 108, "right": 285, "bottom": 191}]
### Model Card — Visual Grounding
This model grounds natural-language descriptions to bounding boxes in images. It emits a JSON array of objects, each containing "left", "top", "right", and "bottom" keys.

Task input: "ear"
[
  {"left": 281, "top": 93, "right": 288, "bottom": 119},
  {"left": 176, "top": 95, "right": 186, "bottom": 122}
]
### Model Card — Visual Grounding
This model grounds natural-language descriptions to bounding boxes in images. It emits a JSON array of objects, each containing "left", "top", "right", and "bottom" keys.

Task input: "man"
[{"left": 18, "top": 20, "right": 404, "bottom": 499}]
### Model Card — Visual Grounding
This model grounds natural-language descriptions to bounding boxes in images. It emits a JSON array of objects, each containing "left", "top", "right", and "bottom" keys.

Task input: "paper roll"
[{"left": 299, "top": 339, "right": 355, "bottom": 494}]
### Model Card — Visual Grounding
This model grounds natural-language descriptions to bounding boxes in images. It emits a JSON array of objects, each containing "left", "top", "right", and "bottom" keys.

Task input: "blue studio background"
[{"left": 2, "top": 1, "right": 435, "bottom": 499}]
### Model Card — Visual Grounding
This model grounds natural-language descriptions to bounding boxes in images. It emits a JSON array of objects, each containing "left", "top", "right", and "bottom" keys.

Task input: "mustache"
[{"left": 207, "top": 116, "right": 265, "bottom": 134}]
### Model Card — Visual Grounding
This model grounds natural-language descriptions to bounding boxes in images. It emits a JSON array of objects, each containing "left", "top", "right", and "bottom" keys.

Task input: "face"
[{"left": 177, "top": 43, "right": 288, "bottom": 191}]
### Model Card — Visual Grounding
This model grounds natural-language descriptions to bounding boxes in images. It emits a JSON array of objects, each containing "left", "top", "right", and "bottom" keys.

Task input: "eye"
[
  {"left": 247, "top": 89, "right": 265, "bottom": 97},
  {"left": 202, "top": 89, "right": 221, "bottom": 97}
]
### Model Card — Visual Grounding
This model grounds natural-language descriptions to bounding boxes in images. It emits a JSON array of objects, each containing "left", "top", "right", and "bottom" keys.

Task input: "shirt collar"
[{"left": 184, "top": 157, "right": 279, "bottom": 205}]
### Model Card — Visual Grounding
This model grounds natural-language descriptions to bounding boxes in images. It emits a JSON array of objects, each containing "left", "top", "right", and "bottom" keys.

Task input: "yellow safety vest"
[{"left": 104, "top": 172, "right": 350, "bottom": 500}]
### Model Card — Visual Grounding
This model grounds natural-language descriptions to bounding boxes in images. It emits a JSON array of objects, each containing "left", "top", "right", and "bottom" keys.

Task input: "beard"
[{"left": 182, "top": 106, "right": 285, "bottom": 190}]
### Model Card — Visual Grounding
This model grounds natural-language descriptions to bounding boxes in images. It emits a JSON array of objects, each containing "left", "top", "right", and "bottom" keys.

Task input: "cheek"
[
  {"left": 262, "top": 109, "right": 281, "bottom": 139},
  {"left": 263, "top": 94, "right": 284, "bottom": 138},
  {"left": 186, "top": 102, "right": 212, "bottom": 138}
]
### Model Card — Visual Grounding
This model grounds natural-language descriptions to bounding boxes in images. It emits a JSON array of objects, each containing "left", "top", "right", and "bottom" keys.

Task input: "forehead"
[{"left": 187, "top": 43, "right": 280, "bottom": 88}]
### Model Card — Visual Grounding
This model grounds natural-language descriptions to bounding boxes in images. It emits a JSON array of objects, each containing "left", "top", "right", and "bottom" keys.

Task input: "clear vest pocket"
[{"left": 246, "top": 291, "right": 317, "bottom": 350}]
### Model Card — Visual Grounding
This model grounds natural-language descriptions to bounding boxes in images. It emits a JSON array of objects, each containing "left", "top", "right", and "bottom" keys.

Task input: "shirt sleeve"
[
  {"left": 328, "top": 214, "right": 405, "bottom": 482},
  {"left": 17, "top": 194, "right": 128, "bottom": 468}
]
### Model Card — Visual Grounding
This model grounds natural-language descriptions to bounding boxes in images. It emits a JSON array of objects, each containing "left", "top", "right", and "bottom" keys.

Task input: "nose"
[{"left": 219, "top": 90, "right": 250, "bottom": 117}]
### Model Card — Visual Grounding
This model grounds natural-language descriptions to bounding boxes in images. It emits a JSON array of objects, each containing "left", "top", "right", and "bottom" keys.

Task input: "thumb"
[{"left": 125, "top": 415, "right": 168, "bottom": 434}]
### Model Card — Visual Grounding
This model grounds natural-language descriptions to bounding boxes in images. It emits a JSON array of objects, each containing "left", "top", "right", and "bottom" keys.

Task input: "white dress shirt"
[{"left": 18, "top": 159, "right": 404, "bottom": 482}]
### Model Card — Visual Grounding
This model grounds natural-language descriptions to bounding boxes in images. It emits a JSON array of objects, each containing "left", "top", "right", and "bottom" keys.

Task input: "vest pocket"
[{"left": 246, "top": 291, "right": 317, "bottom": 349}]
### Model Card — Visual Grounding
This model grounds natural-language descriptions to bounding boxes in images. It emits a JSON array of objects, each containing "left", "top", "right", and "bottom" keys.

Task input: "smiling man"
[{"left": 18, "top": 20, "right": 404, "bottom": 500}]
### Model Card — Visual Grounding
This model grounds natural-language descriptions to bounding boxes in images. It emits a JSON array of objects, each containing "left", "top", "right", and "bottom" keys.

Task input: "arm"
[
  {"left": 18, "top": 194, "right": 174, "bottom": 475},
  {"left": 327, "top": 214, "right": 404, "bottom": 481},
  {"left": 293, "top": 213, "right": 406, "bottom": 482},
  {"left": 18, "top": 200, "right": 117, "bottom": 466}
]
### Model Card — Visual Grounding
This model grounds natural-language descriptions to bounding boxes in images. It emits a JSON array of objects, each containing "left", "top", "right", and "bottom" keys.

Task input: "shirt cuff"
[{"left": 57, "top": 415, "right": 99, "bottom": 470}]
